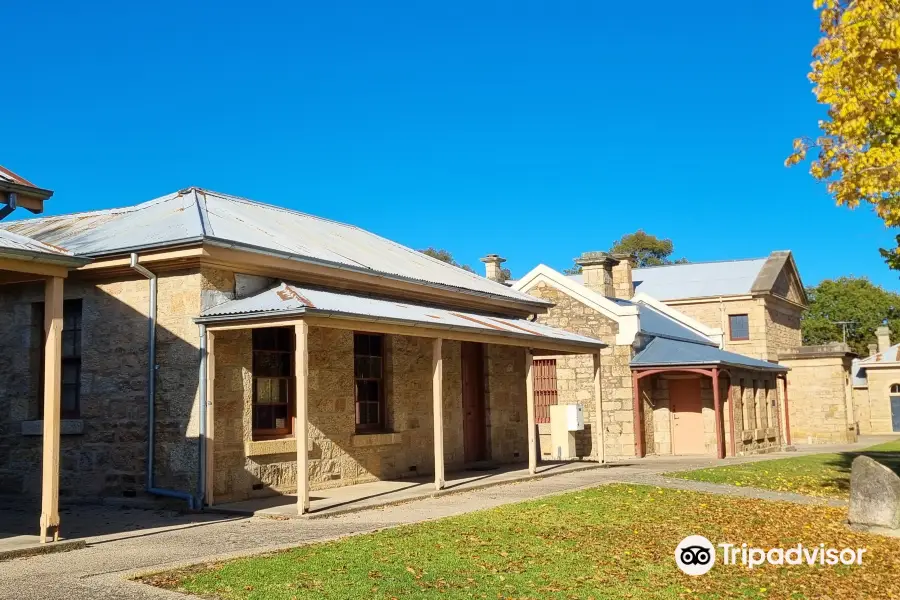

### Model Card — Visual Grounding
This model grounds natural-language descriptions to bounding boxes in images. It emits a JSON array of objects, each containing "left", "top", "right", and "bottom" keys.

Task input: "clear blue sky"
[{"left": 4, "top": 1, "right": 896, "bottom": 290}]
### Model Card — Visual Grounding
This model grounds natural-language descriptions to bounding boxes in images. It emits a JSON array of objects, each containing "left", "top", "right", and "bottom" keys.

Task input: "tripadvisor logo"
[{"left": 675, "top": 536, "right": 868, "bottom": 575}]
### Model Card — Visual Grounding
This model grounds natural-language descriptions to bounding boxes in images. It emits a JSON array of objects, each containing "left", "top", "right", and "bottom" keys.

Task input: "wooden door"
[
  {"left": 670, "top": 378, "right": 706, "bottom": 455},
  {"left": 461, "top": 342, "right": 487, "bottom": 463}
]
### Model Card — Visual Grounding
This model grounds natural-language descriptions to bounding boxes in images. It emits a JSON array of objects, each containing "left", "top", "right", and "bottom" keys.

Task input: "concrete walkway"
[
  {"left": 211, "top": 460, "right": 599, "bottom": 519},
  {"left": 0, "top": 436, "right": 889, "bottom": 600}
]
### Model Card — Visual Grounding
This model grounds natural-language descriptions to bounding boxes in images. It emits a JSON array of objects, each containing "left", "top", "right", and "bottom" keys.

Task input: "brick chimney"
[
  {"left": 876, "top": 324, "right": 892, "bottom": 353},
  {"left": 575, "top": 251, "right": 616, "bottom": 297},
  {"left": 610, "top": 253, "right": 635, "bottom": 300},
  {"left": 480, "top": 254, "right": 507, "bottom": 282}
]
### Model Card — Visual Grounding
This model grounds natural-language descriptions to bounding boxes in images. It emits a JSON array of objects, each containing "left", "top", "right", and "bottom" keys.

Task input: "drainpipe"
[
  {"left": 130, "top": 253, "right": 197, "bottom": 509},
  {"left": 197, "top": 323, "right": 207, "bottom": 506}
]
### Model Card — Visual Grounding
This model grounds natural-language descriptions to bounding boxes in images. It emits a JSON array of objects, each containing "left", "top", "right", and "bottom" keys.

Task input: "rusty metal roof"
[
  {"left": 0, "top": 165, "right": 37, "bottom": 187},
  {"left": 0, "top": 229, "right": 89, "bottom": 266},
  {"left": 0, "top": 188, "right": 547, "bottom": 308},
  {"left": 197, "top": 282, "right": 606, "bottom": 351}
]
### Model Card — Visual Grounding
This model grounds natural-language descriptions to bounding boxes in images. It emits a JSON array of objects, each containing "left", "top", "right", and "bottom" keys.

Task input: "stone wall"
[
  {"left": 779, "top": 346, "right": 857, "bottom": 444},
  {"left": 859, "top": 368, "right": 900, "bottom": 434},
  {"left": 765, "top": 299, "right": 803, "bottom": 359},
  {"left": 521, "top": 281, "right": 634, "bottom": 460},
  {"left": 0, "top": 269, "right": 204, "bottom": 500},
  {"left": 210, "top": 324, "right": 529, "bottom": 504},
  {"left": 672, "top": 298, "right": 770, "bottom": 359}
]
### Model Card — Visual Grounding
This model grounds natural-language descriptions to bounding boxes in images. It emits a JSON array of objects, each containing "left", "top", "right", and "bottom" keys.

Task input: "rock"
[{"left": 849, "top": 455, "right": 900, "bottom": 529}]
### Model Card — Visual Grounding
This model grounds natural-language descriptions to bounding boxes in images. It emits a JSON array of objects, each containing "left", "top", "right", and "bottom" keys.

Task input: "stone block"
[{"left": 849, "top": 456, "right": 900, "bottom": 530}]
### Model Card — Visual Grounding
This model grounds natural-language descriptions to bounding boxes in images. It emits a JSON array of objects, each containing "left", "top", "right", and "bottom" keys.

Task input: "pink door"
[{"left": 670, "top": 378, "right": 706, "bottom": 455}]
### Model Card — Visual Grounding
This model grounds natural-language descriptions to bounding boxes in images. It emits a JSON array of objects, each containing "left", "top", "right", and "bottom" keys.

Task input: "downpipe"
[
  {"left": 130, "top": 253, "right": 197, "bottom": 509},
  {"left": 197, "top": 323, "right": 207, "bottom": 507}
]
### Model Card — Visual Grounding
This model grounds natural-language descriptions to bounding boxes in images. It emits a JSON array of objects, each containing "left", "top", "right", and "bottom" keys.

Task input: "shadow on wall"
[{"left": 0, "top": 272, "right": 204, "bottom": 537}]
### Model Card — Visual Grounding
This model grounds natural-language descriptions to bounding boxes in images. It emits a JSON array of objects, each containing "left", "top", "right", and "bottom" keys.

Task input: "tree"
[
  {"left": 802, "top": 276, "right": 900, "bottom": 355},
  {"left": 786, "top": 1, "right": 900, "bottom": 268},
  {"left": 562, "top": 230, "right": 688, "bottom": 273},
  {"left": 610, "top": 230, "right": 688, "bottom": 267},
  {"left": 420, "top": 247, "right": 515, "bottom": 281}
]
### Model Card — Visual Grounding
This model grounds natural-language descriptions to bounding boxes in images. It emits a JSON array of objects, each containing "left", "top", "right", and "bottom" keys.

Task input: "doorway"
[
  {"left": 891, "top": 395, "right": 900, "bottom": 432},
  {"left": 670, "top": 378, "right": 706, "bottom": 455},
  {"left": 461, "top": 342, "right": 487, "bottom": 463}
]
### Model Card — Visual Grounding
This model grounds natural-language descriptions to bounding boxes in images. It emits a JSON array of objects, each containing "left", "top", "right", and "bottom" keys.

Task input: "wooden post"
[
  {"left": 781, "top": 375, "right": 792, "bottom": 446},
  {"left": 727, "top": 379, "right": 736, "bottom": 458},
  {"left": 432, "top": 338, "right": 444, "bottom": 490},
  {"left": 39, "top": 276, "right": 64, "bottom": 543},
  {"left": 712, "top": 368, "right": 725, "bottom": 459},
  {"left": 632, "top": 371, "right": 645, "bottom": 458},
  {"left": 205, "top": 330, "right": 216, "bottom": 507},
  {"left": 593, "top": 353, "right": 604, "bottom": 463},
  {"left": 295, "top": 321, "right": 310, "bottom": 514},
  {"left": 525, "top": 350, "right": 536, "bottom": 475}
]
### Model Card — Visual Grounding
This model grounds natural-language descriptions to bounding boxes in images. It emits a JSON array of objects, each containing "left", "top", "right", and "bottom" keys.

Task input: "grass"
[
  {"left": 143, "top": 483, "right": 900, "bottom": 599},
  {"left": 668, "top": 438, "right": 900, "bottom": 499}
]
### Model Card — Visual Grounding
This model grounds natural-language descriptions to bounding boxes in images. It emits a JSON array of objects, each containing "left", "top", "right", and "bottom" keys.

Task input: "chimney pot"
[{"left": 480, "top": 254, "right": 507, "bottom": 282}]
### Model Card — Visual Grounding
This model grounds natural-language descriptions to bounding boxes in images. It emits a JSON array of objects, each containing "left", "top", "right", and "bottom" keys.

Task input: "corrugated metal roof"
[
  {"left": 0, "top": 188, "right": 547, "bottom": 307},
  {"left": 854, "top": 343, "right": 900, "bottom": 387},
  {"left": 631, "top": 301, "right": 716, "bottom": 345},
  {"left": 198, "top": 282, "right": 606, "bottom": 350},
  {"left": 0, "top": 165, "right": 37, "bottom": 187},
  {"left": 631, "top": 336, "right": 786, "bottom": 371},
  {"left": 631, "top": 259, "right": 768, "bottom": 300},
  {"left": 0, "top": 228, "right": 87, "bottom": 266}
]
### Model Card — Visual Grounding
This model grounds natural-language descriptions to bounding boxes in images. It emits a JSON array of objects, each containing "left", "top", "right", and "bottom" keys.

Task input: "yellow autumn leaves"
[{"left": 788, "top": 0, "right": 900, "bottom": 235}]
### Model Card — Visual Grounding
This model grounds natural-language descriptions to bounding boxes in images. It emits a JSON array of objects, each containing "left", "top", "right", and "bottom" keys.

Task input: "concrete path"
[{"left": 0, "top": 436, "right": 889, "bottom": 600}]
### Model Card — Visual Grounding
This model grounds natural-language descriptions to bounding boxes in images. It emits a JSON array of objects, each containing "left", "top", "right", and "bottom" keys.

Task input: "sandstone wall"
[
  {"left": 671, "top": 298, "right": 770, "bottom": 359},
  {"left": 779, "top": 353, "right": 856, "bottom": 443},
  {"left": 210, "top": 324, "right": 528, "bottom": 503},
  {"left": 521, "top": 281, "right": 634, "bottom": 460},
  {"left": 860, "top": 368, "right": 900, "bottom": 434},
  {"left": 0, "top": 269, "right": 204, "bottom": 500}
]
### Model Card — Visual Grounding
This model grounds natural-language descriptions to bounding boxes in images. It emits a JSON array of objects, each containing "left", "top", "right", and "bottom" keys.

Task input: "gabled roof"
[
  {"left": 853, "top": 343, "right": 900, "bottom": 387},
  {"left": 0, "top": 188, "right": 545, "bottom": 308},
  {"left": 512, "top": 263, "right": 722, "bottom": 347},
  {"left": 197, "top": 282, "right": 606, "bottom": 352},
  {"left": 620, "top": 251, "right": 807, "bottom": 304},
  {"left": 0, "top": 166, "right": 37, "bottom": 187},
  {"left": 632, "top": 336, "right": 787, "bottom": 372}
]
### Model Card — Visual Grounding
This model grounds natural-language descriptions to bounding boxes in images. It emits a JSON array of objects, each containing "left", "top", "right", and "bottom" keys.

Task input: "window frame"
[
  {"left": 891, "top": 384, "right": 900, "bottom": 395},
  {"left": 251, "top": 327, "right": 295, "bottom": 439},
  {"left": 36, "top": 299, "right": 83, "bottom": 420},
  {"left": 728, "top": 314, "right": 750, "bottom": 341},
  {"left": 354, "top": 332, "right": 386, "bottom": 433}
]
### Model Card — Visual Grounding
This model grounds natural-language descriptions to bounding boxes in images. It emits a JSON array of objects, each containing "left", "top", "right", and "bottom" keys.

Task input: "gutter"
[
  {"left": 130, "top": 253, "right": 198, "bottom": 509},
  {"left": 193, "top": 307, "right": 608, "bottom": 352}
]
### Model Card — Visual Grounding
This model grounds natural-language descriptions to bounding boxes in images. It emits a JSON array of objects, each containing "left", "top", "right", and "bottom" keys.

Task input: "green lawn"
[
  {"left": 669, "top": 438, "right": 900, "bottom": 499},
  {"left": 143, "top": 483, "right": 900, "bottom": 599}
]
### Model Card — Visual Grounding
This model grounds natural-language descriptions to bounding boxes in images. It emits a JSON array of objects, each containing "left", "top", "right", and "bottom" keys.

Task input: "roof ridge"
[
  {"left": 633, "top": 256, "right": 768, "bottom": 271},
  {"left": 197, "top": 188, "right": 363, "bottom": 230}
]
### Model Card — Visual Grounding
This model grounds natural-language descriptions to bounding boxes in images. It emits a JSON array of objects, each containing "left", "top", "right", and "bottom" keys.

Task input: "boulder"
[{"left": 848, "top": 455, "right": 900, "bottom": 529}]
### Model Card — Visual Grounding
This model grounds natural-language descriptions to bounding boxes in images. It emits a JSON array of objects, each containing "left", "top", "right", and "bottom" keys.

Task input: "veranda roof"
[
  {"left": 196, "top": 282, "right": 607, "bottom": 353},
  {"left": 631, "top": 336, "right": 787, "bottom": 372}
]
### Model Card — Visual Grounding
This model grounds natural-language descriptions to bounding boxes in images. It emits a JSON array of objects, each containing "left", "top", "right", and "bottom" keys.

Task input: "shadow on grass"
[{"left": 821, "top": 449, "right": 900, "bottom": 493}]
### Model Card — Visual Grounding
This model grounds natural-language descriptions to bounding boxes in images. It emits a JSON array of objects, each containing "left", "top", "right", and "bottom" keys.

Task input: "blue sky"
[{"left": 4, "top": 1, "right": 896, "bottom": 290}]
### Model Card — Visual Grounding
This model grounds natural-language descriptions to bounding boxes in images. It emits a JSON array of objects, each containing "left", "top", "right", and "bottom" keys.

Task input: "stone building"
[
  {"left": 852, "top": 326, "right": 900, "bottom": 434},
  {"left": 779, "top": 343, "right": 858, "bottom": 444},
  {"left": 510, "top": 253, "right": 788, "bottom": 460},
  {"left": 0, "top": 187, "right": 607, "bottom": 533},
  {"left": 596, "top": 252, "right": 807, "bottom": 361}
]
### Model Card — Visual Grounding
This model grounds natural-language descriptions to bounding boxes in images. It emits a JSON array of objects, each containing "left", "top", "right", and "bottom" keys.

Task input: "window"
[
  {"left": 36, "top": 299, "right": 83, "bottom": 419},
  {"left": 891, "top": 384, "right": 900, "bottom": 394},
  {"left": 61, "top": 300, "right": 83, "bottom": 419},
  {"left": 729, "top": 314, "right": 750, "bottom": 341},
  {"left": 354, "top": 333, "right": 384, "bottom": 432},
  {"left": 762, "top": 380, "right": 771, "bottom": 428},
  {"left": 252, "top": 327, "right": 293, "bottom": 437},
  {"left": 533, "top": 359, "right": 559, "bottom": 424}
]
